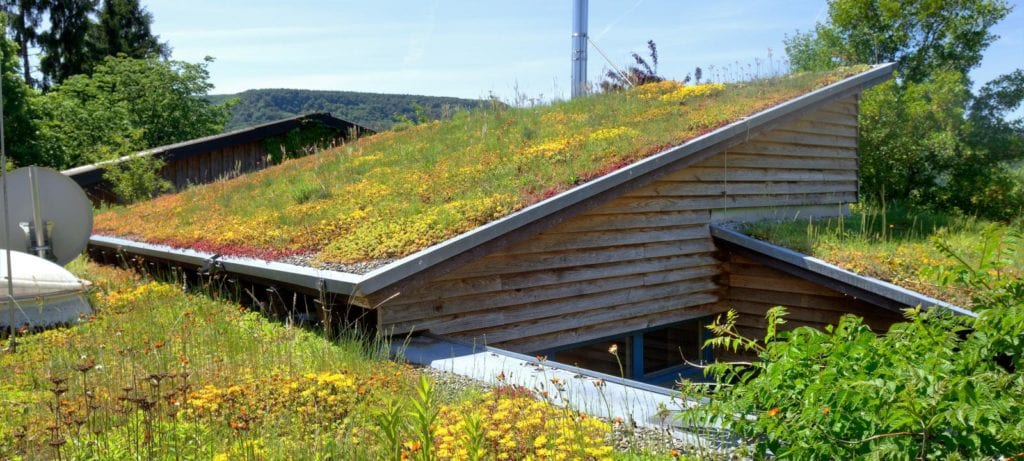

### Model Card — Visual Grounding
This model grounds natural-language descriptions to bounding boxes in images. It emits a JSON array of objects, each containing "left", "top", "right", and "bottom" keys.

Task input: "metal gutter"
[
  {"left": 710, "top": 225, "right": 977, "bottom": 317},
  {"left": 89, "top": 235, "right": 362, "bottom": 295},
  {"left": 355, "top": 63, "right": 896, "bottom": 295}
]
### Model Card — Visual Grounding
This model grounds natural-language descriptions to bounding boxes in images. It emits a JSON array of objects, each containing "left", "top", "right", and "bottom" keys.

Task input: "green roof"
[{"left": 95, "top": 67, "right": 871, "bottom": 267}]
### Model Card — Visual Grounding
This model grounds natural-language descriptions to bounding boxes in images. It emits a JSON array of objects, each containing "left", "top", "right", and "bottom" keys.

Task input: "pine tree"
[
  {"left": 1, "top": 0, "right": 47, "bottom": 86},
  {"left": 89, "top": 0, "right": 169, "bottom": 60},
  {"left": 38, "top": 0, "right": 96, "bottom": 86}
]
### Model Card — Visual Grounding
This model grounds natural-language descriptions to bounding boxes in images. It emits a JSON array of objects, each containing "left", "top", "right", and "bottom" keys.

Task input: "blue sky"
[{"left": 148, "top": 0, "right": 1022, "bottom": 102}]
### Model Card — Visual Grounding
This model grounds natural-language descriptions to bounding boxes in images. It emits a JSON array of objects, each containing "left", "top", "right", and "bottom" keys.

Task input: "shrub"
[
  {"left": 693, "top": 231, "right": 1024, "bottom": 458},
  {"left": 102, "top": 154, "right": 172, "bottom": 203}
]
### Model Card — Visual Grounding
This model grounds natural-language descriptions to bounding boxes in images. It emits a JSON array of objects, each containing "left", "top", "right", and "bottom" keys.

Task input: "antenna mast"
[
  {"left": 1, "top": 46, "right": 16, "bottom": 351},
  {"left": 571, "top": 0, "right": 588, "bottom": 98}
]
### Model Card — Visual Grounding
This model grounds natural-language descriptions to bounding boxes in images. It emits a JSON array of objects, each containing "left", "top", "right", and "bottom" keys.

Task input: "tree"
[
  {"left": 785, "top": 0, "right": 1021, "bottom": 219},
  {"left": 0, "top": 12, "right": 41, "bottom": 166},
  {"left": 786, "top": 0, "right": 1011, "bottom": 83},
  {"left": 38, "top": 0, "right": 96, "bottom": 86},
  {"left": 34, "top": 55, "right": 231, "bottom": 169},
  {"left": 1, "top": 0, "right": 47, "bottom": 86},
  {"left": 88, "top": 0, "right": 169, "bottom": 61}
]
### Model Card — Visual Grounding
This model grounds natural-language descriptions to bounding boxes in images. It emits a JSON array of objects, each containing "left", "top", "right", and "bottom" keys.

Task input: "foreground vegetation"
[
  {"left": 94, "top": 67, "right": 867, "bottom": 265},
  {"left": 745, "top": 204, "right": 1024, "bottom": 307},
  {"left": 0, "top": 261, "right": 631, "bottom": 460},
  {"left": 677, "top": 218, "right": 1024, "bottom": 458}
]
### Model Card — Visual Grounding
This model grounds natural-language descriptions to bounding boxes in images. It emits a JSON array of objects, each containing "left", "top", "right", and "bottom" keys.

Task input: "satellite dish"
[{"left": 0, "top": 166, "right": 93, "bottom": 266}]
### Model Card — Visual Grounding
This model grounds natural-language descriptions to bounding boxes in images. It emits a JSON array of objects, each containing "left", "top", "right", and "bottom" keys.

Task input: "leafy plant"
[
  {"left": 102, "top": 153, "right": 172, "bottom": 203},
  {"left": 693, "top": 227, "right": 1024, "bottom": 458}
]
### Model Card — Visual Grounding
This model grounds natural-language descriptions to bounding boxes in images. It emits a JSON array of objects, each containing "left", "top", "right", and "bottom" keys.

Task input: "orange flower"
[
  {"left": 179, "top": 355, "right": 190, "bottom": 365},
  {"left": 821, "top": 406, "right": 830, "bottom": 414},
  {"left": 767, "top": 407, "right": 781, "bottom": 417}
]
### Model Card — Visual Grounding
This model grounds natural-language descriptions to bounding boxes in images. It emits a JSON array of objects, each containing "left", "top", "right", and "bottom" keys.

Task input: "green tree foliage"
[
  {"left": 34, "top": 55, "right": 230, "bottom": 169},
  {"left": 785, "top": 0, "right": 1022, "bottom": 220},
  {"left": 694, "top": 229, "right": 1024, "bottom": 458},
  {"left": 38, "top": 0, "right": 96, "bottom": 86},
  {"left": 102, "top": 153, "right": 171, "bottom": 203},
  {"left": 87, "top": 0, "right": 169, "bottom": 61},
  {"left": 0, "top": 0, "right": 46, "bottom": 86},
  {"left": 0, "top": 13, "right": 40, "bottom": 166},
  {"left": 786, "top": 0, "right": 1011, "bottom": 83}
]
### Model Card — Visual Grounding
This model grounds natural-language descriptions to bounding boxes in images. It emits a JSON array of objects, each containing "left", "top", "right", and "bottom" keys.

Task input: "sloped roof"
[
  {"left": 63, "top": 112, "right": 373, "bottom": 187},
  {"left": 90, "top": 64, "right": 895, "bottom": 301}
]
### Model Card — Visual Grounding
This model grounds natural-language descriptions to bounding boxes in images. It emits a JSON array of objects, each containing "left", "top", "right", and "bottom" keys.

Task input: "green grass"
[
  {"left": 94, "top": 67, "right": 869, "bottom": 264},
  {"left": 745, "top": 203, "right": 1024, "bottom": 306}
]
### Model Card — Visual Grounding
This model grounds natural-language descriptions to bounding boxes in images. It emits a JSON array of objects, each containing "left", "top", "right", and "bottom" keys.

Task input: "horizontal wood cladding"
[
  {"left": 719, "top": 254, "right": 905, "bottom": 340},
  {"left": 376, "top": 95, "right": 862, "bottom": 353},
  {"left": 161, "top": 140, "right": 268, "bottom": 189},
  {"left": 616, "top": 96, "right": 860, "bottom": 222},
  {"left": 378, "top": 206, "right": 722, "bottom": 350}
]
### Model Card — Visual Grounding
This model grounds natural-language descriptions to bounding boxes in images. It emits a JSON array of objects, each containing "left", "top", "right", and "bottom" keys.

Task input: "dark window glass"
[{"left": 643, "top": 321, "right": 702, "bottom": 374}]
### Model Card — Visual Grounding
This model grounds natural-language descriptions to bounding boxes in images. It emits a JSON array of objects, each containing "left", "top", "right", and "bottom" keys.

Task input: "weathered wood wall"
[
  {"left": 377, "top": 95, "right": 864, "bottom": 354},
  {"left": 715, "top": 250, "right": 906, "bottom": 360},
  {"left": 161, "top": 140, "right": 269, "bottom": 189}
]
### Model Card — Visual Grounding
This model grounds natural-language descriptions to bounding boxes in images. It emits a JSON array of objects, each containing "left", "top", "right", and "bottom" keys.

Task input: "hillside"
[
  {"left": 208, "top": 89, "right": 488, "bottom": 131},
  {"left": 96, "top": 67, "right": 868, "bottom": 266}
]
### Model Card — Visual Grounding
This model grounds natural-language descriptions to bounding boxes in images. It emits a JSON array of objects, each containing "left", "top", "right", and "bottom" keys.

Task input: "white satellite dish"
[{"left": 0, "top": 166, "right": 93, "bottom": 266}]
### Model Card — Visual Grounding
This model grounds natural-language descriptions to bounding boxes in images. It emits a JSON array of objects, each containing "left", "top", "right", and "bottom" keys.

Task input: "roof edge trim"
[{"left": 89, "top": 234, "right": 362, "bottom": 294}]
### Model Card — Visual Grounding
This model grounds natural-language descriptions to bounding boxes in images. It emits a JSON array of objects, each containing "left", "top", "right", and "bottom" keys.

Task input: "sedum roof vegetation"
[{"left": 94, "top": 66, "right": 869, "bottom": 266}]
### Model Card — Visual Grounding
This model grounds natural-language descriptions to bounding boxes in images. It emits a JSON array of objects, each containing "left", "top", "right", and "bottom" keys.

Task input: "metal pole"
[
  {"left": 571, "top": 0, "right": 588, "bottom": 98},
  {"left": 1, "top": 45, "right": 16, "bottom": 351},
  {"left": 27, "top": 166, "right": 47, "bottom": 259}
]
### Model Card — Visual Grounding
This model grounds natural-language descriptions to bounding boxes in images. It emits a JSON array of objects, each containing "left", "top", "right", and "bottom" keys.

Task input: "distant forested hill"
[{"left": 208, "top": 89, "right": 488, "bottom": 132}]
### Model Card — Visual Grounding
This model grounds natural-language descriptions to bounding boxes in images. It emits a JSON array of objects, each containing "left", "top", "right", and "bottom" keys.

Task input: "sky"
[{"left": 147, "top": 0, "right": 1023, "bottom": 103}]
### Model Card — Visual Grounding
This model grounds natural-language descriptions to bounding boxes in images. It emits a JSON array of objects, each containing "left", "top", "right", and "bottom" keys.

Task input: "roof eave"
[{"left": 88, "top": 234, "right": 363, "bottom": 296}]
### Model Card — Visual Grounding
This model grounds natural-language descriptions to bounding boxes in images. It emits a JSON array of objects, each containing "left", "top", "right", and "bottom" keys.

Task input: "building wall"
[
  {"left": 377, "top": 95, "right": 864, "bottom": 353},
  {"left": 715, "top": 250, "right": 906, "bottom": 361},
  {"left": 161, "top": 140, "right": 269, "bottom": 189}
]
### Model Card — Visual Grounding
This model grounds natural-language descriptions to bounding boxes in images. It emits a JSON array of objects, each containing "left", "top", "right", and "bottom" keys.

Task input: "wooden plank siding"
[
  {"left": 158, "top": 140, "right": 268, "bottom": 190},
  {"left": 716, "top": 252, "right": 905, "bottom": 362},
  {"left": 376, "top": 96, "right": 865, "bottom": 354}
]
